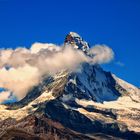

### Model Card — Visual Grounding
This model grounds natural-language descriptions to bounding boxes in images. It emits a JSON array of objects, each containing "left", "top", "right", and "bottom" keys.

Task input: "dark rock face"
[
  {"left": 45, "top": 99, "right": 98, "bottom": 133},
  {"left": 0, "top": 104, "right": 140, "bottom": 140},
  {"left": 60, "top": 63, "right": 121, "bottom": 103},
  {"left": 0, "top": 114, "right": 93, "bottom": 140},
  {"left": 44, "top": 99, "right": 140, "bottom": 140},
  {"left": 1, "top": 100, "right": 139, "bottom": 140}
]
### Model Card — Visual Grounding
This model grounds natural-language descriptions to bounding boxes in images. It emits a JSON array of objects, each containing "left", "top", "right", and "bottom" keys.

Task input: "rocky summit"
[
  {"left": 64, "top": 32, "right": 89, "bottom": 52},
  {"left": 0, "top": 32, "right": 140, "bottom": 140}
]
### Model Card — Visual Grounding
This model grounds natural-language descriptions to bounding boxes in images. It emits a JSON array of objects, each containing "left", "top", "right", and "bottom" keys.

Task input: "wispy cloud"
[
  {"left": 88, "top": 45, "right": 114, "bottom": 64},
  {"left": 115, "top": 61, "right": 125, "bottom": 67}
]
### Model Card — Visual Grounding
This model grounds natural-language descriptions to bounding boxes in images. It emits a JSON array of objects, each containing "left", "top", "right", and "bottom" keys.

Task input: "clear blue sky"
[{"left": 0, "top": 0, "right": 140, "bottom": 87}]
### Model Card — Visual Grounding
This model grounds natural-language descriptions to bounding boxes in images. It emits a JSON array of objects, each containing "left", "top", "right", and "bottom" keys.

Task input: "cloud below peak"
[{"left": 0, "top": 42, "right": 114, "bottom": 102}]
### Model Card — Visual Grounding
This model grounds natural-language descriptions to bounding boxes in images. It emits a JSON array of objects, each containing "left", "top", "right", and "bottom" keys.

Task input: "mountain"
[{"left": 0, "top": 32, "right": 140, "bottom": 140}]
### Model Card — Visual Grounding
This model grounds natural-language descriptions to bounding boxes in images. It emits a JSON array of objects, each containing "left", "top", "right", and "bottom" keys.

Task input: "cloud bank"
[{"left": 0, "top": 43, "right": 114, "bottom": 102}]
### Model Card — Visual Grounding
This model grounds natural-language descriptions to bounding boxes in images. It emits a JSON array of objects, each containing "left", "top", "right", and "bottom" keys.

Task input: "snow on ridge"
[
  {"left": 112, "top": 74, "right": 140, "bottom": 95},
  {"left": 69, "top": 32, "right": 81, "bottom": 38},
  {"left": 112, "top": 74, "right": 140, "bottom": 103},
  {"left": 75, "top": 96, "right": 140, "bottom": 111},
  {"left": 0, "top": 90, "right": 54, "bottom": 121}
]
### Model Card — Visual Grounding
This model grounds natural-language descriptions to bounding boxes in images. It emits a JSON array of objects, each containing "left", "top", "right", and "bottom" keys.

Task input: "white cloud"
[
  {"left": 0, "top": 43, "right": 114, "bottom": 102},
  {"left": 31, "top": 43, "right": 60, "bottom": 54},
  {"left": 0, "top": 65, "right": 40, "bottom": 100},
  {"left": 88, "top": 45, "right": 114, "bottom": 64},
  {"left": 0, "top": 91, "right": 11, "bottom": 103}
]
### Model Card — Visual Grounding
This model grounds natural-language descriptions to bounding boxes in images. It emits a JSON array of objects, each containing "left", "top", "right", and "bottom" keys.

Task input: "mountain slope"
[{"left": 0, "top": 32, "right": 140, "bottom": 140}]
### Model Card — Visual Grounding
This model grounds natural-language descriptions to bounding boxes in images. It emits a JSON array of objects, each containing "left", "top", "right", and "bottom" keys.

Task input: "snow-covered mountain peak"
[
  {"left": 69, "top": 32, "right": 81, "bottom": 38},
  {"left": 64, "top": 32, "right": 90, "bottom": 52},
  {"left": 0, "top": 33, "right": 140, "bottom": 139}
]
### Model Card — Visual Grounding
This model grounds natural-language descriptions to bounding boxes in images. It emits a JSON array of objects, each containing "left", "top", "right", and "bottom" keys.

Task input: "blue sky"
[{"left": 0, "top": 0, "right": 140, "bottom": 87}]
